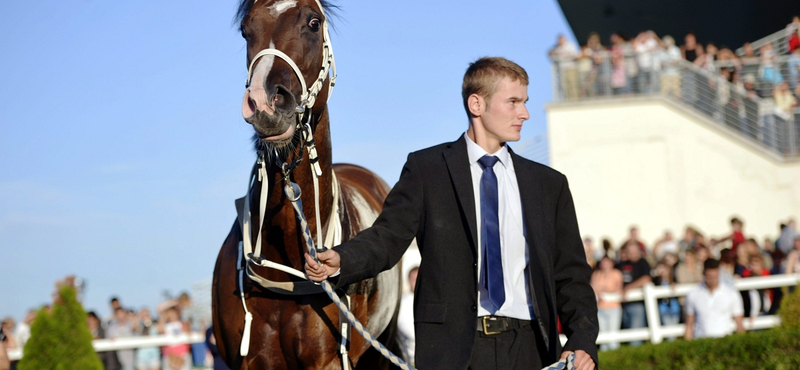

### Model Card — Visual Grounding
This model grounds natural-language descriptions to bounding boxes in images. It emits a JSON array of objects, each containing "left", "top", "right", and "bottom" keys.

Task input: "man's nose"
[{"left": 520, "top": 105, "right": 530, "bottom": 120}]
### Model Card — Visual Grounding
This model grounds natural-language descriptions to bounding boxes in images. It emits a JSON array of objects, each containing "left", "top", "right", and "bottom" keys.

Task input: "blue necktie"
[{"left": 478, "top": 155, "right": 504, "bottom": 312}]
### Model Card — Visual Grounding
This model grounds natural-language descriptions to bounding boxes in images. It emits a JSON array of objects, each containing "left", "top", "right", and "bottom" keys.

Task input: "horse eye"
[{"left": 308, "top": 18, "right": 321, "bottom": 32}]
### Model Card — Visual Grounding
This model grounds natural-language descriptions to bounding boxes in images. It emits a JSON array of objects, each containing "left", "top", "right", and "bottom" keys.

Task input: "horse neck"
[{"left": 252, "top": 109, "right": 334, "bottom": 260}]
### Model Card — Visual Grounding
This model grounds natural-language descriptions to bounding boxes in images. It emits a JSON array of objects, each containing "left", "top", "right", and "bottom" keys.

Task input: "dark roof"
[{"left": 558, "top": 0, "right": 798, "bottom": 48}]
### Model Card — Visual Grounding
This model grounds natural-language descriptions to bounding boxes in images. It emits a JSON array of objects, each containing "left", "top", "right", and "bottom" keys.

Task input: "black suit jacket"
[{"left": 335, "top": 136, "right": 599, "bottom": 369}]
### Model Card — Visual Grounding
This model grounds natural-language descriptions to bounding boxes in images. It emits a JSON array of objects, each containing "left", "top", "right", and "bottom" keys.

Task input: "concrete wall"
[{"left": 547, "top": 97, "right": 800, "bottom": 249}]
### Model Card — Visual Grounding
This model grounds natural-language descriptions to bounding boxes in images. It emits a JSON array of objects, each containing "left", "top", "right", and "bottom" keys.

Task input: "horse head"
[{"left": 238, "top": 0, "right": 335, "bottom": 157}]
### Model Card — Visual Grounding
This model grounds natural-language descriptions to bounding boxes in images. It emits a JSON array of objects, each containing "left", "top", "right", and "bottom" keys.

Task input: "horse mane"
[{"left": 234, "top": 0, "right": 339, "bottom": 28}]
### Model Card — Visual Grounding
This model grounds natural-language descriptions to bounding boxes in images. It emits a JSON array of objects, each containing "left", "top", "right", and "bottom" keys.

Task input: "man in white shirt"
[
  {"left": 306, "top": 57, "right": 598, "bottom": 370},
  {"left": 684, "top": 258, "right": 745, "bottom": 339}
]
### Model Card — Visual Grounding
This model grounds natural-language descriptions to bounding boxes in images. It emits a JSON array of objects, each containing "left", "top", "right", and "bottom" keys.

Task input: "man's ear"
[{"left": 468, "top": 94, "right": 483, "bottom": 117}]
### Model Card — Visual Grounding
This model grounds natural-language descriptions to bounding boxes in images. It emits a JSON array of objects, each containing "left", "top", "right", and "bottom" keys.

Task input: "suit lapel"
[{"left": 443, "top": 136, "right": 478, "bottom": 256}]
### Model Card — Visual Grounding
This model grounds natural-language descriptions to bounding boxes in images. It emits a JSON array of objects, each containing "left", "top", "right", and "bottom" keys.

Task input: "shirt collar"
[{"left": 464, "top": 132, "right": 511, "bottom": 168}]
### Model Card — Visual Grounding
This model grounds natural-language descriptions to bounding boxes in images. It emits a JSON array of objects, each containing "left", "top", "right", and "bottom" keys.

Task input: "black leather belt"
[{"left": 477, "top": 315, "right": 532, "bottom": 335}]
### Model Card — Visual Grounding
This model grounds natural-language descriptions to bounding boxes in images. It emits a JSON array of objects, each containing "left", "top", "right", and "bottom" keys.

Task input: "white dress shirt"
[
  {"left": 685, "top": 282, "right": 744, "bottom": 338},
  {"left": 465, "top": 133, "right": 532, "bottom": 320}
]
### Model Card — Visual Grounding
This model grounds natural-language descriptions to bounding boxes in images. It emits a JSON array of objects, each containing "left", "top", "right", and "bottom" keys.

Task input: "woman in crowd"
[
  {"left": 134, "top": 308, "right": 160, "bottom": 370},
  {"left": 159, "top": 307, "right": 190, "bottom": 370},
  {"left": 652, "top": 262, "right": 681, "bottom": 335},
  {"left": 591, "top": 256, "right": 623, "bottom": 351}
]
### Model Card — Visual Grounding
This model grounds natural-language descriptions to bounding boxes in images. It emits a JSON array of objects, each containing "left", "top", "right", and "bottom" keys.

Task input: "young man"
[
  {"left": 306, "top": 57, "right": 598, "bottom": 370},
  {"left": 684, "top": 259, "right": 745, "bottom": 340}
]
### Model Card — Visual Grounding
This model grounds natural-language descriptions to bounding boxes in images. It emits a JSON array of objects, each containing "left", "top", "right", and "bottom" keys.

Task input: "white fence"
[
  {"left": 560, "top": 273, "right": 800, "bottom": 346},
  {"left": 9, "top": 274, "right": 799, "bottom": 360},
  {"left": 7, "top": 332, "right": 205, "bottom": 361}
]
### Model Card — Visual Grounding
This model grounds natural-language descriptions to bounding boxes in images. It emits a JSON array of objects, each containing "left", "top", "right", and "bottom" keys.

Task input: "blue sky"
[{"left": 0, "top": 0, "right": 572, "bottom": 321}]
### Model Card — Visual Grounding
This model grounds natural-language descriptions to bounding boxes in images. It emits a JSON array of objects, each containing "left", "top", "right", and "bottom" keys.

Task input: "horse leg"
[{"left": 212, "top": 220, "right": 246, "bottom": 370}]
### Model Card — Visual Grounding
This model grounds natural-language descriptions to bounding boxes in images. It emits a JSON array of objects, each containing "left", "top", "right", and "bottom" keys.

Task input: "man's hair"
[
  {"left": 704, "top": 258, "right": 720, "bottom": 271},
  {"left": 462, "top": 57, "right": 528, "bottom": 118}
]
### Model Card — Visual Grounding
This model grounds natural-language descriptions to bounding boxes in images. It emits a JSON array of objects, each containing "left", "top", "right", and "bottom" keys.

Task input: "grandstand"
[{"left": 547, "top": 25, "right": 800, "bottom": 246}]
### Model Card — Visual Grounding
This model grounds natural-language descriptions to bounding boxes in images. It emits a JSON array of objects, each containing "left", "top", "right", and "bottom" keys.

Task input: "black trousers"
[{"left": 468, "top": 324, "right": 544, "bottom": 370}]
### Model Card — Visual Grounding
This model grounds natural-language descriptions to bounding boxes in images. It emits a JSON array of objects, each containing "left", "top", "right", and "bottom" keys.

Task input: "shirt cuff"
[{"left": 329, "top": 268, "right": 341, "bottom": 278}]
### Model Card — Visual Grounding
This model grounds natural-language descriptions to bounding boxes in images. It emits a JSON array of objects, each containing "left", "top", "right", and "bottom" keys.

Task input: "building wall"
[{"left": 547, "top": 98, "right": 800, "bottom": 249}]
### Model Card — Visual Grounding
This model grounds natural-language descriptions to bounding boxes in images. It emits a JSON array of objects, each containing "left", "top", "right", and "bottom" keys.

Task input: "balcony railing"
[{"left": 550, "top": 51, "right": 800, "bottom": 159}]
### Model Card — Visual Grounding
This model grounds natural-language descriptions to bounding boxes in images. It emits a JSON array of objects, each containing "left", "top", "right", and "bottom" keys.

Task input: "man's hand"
[
  {"left": 304, "top": 250, "right": 341, "bottom": 282},
  {"left": 561, "top": 350, "right": 595, "bottom": 370}
]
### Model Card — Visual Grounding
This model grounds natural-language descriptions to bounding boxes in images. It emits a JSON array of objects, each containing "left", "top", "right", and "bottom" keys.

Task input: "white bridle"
[{"left": 245, "top": 0, "right": 337, "bottom": 120}]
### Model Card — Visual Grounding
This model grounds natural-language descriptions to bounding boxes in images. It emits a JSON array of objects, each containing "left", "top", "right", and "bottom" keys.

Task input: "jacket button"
[{"left": 471, "top": 305, "right": 477, "bottom": 312}]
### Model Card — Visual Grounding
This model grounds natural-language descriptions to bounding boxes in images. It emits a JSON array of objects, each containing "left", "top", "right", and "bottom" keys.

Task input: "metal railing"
[
  {"left": 550, "top": 51, "right": 800, "bottom": 159},
  {"left": 736, "top": 28, "right": 794, "bottom": 57},
  {"left": 6, "top": 332, "right": 205, "bottom": 361},
  {"left": 558, "top": 273, "right": 800, "bottom": 347}
]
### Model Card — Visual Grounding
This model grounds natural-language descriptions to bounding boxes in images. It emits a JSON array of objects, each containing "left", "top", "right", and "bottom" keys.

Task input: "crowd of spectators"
[
  {"left": 549, "top": 16, "right": 800, "bottom": 154},
  {"left": 584, "top": 216, "right": 800, "bottom": 350},
  {"left": 2, "top": 292, "right": 227, "bottom": 370}
]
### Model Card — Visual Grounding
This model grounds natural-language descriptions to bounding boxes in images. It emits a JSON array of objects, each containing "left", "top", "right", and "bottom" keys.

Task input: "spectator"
[
  {"left": 758, "top": 44, "right": 783, "bottom": 89},
  {"left": 785, "top": 236, "right": 800, "bottom": 275},
  {"left": 616, "top": 241, "right": 652, "bottom": 346},
  {"left": 747, "top": 254, "right": 772, "bottom": 316},
  {"left": 652, "top": 262, "right": 680, "bottom": 333},
  {"left": 778, "top": 219, "right": 798, "bottom": 255},
  {"left": 620, "top": 225, "right": 647, "bottom": 256},
  {"left": 105, "top": 297, "right": 122, "bottom": 329},
  {"left": 134, "top": 308, "right": 160, "bottom": 370},
  {"left": 675, "top": 249, "right": 703, "bottom": 285},
  {"left": 787, "top": 15, "right": 800, "bottom": 51},
  {"left": 107, "top": 307, "right": 135, "bottom": 370},
  {"left": 659, "top": 35, "right": 682, "bottom": 99},
  {"left": 13, "top": 310, "right": 35, "bottom": 350},
  {"left": 159, "top": 306, "right": 191, "bottom": 370},
  {"left": 550, "top": 34, "right": 580, "bottom": 101},
  {"left": 634, "top": 30, "right": 660, "bottom": 93},
  {"left": 0, "top": 319, "right": 16, "bottom": 370},
  {"left": 88, "top": 311, "right": 118, "bottom": 370},
  {"left": 583, "top": 237, "right": 598, "bottom": 268},
  {"left": 684, "top": 259, "right": 745, "bottom": 339},
  {"left": 609, "top": 32, "right": 630, "bottom": 95},
  {"left": 787, "top": 46, "right": 800, "bottom": 92},
  {"left": 0, "top": 331, "right": 10, "bottom": 370},
  {"left": 601, "top": 238, "right": 613, "bottom": 261},
  {"left": 719, "top": 248, "right": 736, "bottom": 285},
  {"left": 678, "top": 226, "right": 700, "bottom": 254},
  {"left": 581, "top": 32, "right": 606, "bottom": 97},
  {"left": 176, "top": 293, "right": 209, "bottom": 368},
  {"left": 397, "top": 266, "right": 418, "bottom": 364},
  {"left": 719, "top": 217, "right": 746, "bottom": 253},
  {"left": 204, "top": 326, "right": 230, "bottom": 370},
  {"left": 652, "top": 230, "right": 678, "bottom": 261},
  {"left": 681, "top": 33, "right": 704, "bottom": 66},
  {"left": 591, "top": 256, "right": 623, "bottom": 351}
]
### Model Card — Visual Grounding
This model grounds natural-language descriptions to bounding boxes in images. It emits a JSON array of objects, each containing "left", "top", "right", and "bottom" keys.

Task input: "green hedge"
[
  {"left": 599, "top": 287, "right": 800, "bottom": 370},
  {"left": 598, "top": 328, "right": 800, "bottom": 370}
]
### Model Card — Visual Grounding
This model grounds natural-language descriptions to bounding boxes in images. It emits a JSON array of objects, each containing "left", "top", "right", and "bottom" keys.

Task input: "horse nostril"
[{"left": 273, "top": 86, "right": 296, "bottom": 114}]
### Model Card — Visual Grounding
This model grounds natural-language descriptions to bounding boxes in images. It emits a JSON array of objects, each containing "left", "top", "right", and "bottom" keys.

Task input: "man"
[
  {"left": 305, "top": 57, "right": 598, "bottom": 370},
  {"left": 549, "top": 35, "right": 580, "bottom": 101},
  {"left": 615, "top": 241, "right": 652, "bottom": 346},
  {"left": 106, "top": 307, "right": 135, "bottom": 370},
  {"left": 684, "top": 259, "right": 745, "bottom": 339}
]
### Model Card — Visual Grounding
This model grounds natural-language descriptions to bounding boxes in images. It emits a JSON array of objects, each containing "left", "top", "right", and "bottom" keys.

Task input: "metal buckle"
[{"left": 482, "top": 316, "right": 502, "bottom": 335}]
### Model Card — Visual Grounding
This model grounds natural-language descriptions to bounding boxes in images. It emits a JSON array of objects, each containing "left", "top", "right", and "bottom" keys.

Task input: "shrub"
[
  {"left": 18, "top": 280, "right": 103, "bottom": 370},
  {"left": 778, "top": 286, "right": 800, "bottom": 330},
  {"left": 598, "top": 328, "right": 800, "bottom": 370}
]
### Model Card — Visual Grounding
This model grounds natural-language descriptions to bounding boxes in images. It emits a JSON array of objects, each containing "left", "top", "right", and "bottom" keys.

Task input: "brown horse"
[{"left": 212, "top": 0, "right": 401, "bottom": 369}]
